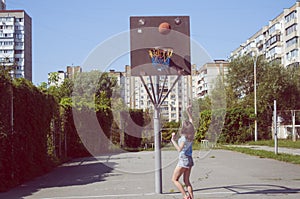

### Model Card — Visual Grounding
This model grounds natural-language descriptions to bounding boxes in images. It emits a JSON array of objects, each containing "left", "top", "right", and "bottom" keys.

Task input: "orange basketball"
[{"left": 158, "top": 22, "right": 171, "bottom": 34}]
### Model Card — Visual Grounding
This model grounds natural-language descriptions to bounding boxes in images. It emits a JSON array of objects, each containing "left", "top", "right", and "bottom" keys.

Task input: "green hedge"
[
  {"left": 121, "top": 109, "right": 144, "bottom": 149},
  {"left": 0, "top": 77, "right": 56, "bottom": 191},
  {"left": 0, "top": 75, "right": 117, "bottom": 191}
]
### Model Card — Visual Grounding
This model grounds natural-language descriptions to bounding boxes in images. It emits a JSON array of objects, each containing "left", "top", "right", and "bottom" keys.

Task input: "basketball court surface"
[{"left": 1, "top": 150, "right": 299, "bottom": 199}]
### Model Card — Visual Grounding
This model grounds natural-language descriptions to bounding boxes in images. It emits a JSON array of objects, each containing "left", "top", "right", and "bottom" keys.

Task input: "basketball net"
[{"left": 148, "top": 47, "right": 173, "bottom": 71}]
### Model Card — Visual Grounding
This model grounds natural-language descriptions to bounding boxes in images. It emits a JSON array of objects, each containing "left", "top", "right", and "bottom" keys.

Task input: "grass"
[
  {"left": 246, "top": 139, "right": 300, "bottom": 149},
  {"left": 224, "top": 146, "right": 300, "bottom": 165}
]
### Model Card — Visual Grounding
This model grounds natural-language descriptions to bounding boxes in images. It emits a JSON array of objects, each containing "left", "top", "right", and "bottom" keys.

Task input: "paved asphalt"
[{"left": 0, "top": 149, "right": 300, "bottom": 199}]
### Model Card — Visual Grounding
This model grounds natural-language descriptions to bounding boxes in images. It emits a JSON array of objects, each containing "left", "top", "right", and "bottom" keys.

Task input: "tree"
[
  {"left": 37, "top": 82, "right": 48, "bottom": 93},
  {"left": 48, "top": 72, "right": 60, "bottom": 87},
  {"left": 72, "top": 70, "right": 117, "bottom": 110},
  {"left": 161, "top": 121, "right": 180, "bottom": 144},
  {"left": 95, "top": 72, "right": 117, "bottom": 110},
  {"left": 226, "top": 55, "right": 300, "bottom": 139}
]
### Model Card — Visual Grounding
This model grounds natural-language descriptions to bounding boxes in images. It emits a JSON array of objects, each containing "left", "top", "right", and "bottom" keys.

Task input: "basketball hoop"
[{"left": 148, "top": 47, "right": 173, "bottom": 71}]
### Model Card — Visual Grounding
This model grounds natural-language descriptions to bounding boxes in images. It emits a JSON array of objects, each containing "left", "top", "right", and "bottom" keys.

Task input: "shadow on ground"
[{"left": 0, "top": 156, "right": 117, "bottom": 199}]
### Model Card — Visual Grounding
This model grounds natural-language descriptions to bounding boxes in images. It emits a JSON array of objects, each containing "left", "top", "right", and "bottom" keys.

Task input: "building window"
[
  {"left": 15, "top": 50, "right": 23, "bottom": 54},
  {"left": 286, "top": 37, "right": 298, "bottom": 48},
  {"left": 286, "top": 24, "right": 297, "bottom": 35},
  {"left": 15, "top": 25, "right": 23, "bottom": 30},
  {"left": 15, "top": 42, "right": 23, "bottom": 46},
  {"left": 1, "top": 50, "right": 13, "bottom": 54},
  {"left": 269, "top": 23, "right": 280, "bottom": 34},
  {"left": 267, "top": 46, "right": 281, "bottom": 58},
  {"left": 255, "top": 34, "right": 263, "bottom": 43},
  {"left": 269, "top": 25, "right": 275, "bottom": 34},
  {"left": 1, "top": 41, "right": 13, "bottom": 45},
  {"left": 286, "top": 49, "right": 298, "bottom": 60},
  {"left": 266, "top": 35, "right": 280, "bottom": 47},
  {"left": 4, "top": 33, "right": 8, "bottom": 37},
  {"left": 15, "top": 74, "right": 23, "bottom": 78},
  {"left": 285, "top": 10, "right": 297, "bottom": 23},
  {"left": 16, "top": 33, "right": 23, "bottom": 39}
]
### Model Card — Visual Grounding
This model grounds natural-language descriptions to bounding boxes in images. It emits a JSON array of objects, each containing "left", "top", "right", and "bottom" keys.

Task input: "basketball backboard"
[{"left": 130, "top": 16, "right": 191, "bottom": 76}]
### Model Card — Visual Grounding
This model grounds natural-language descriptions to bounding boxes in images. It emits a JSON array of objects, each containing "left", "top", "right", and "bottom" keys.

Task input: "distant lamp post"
[
  {"left": 240, "top": 45, "right": 258, "bottom": 142},
  {"left": 252, "top": 51, "right": 258, "bottom": 142}
]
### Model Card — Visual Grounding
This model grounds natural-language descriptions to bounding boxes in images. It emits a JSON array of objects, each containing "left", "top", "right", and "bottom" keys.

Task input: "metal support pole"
[
  {"left": 274, "top": 100, "right": 278, "bottom": 155},
  {"left": 254, "top": 56, "right": 258, "bottom": 142},
  {"left": 140, "top": 75, "right": 180, "bottom": 194},
  {"left": 10, "top": 79, "right": 14, "bottom": 180},
  {"left": 154, "top": 76, "right": 162, "bottom": 194},
  {"left": 140, "top": 76, "right": 156, "bottom": 105},
  {"left": 8, "top": 68, "right": 15, "bottom": 181},
  {"left": 292, "top": 110, "right": 296, "bottom": 142}
]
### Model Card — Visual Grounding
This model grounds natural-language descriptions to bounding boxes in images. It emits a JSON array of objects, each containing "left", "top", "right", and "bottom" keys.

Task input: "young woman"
[{"left": 171, "top": 104, "right": 195, "bottom": 199}]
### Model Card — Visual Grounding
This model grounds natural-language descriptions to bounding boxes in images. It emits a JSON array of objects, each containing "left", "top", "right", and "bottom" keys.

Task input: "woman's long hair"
[{"left": 181, "top": 120, "right": 195, "bottom": 141}]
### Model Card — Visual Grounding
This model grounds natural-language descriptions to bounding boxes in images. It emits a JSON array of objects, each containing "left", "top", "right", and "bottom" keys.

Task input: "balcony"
[
  {"left": 269, "top": 41, "right": 283, "bottom": 50},
  {"left": 268, "top": 29, "right": 281, "bottom": 38},
  {"left": 285, "top": 31, "right": 298, "bottom": 41},
  {"left": 256, "top": 40, "right": 264, "bottom": 49},
  {"left": 0, "top": 21, "right": 14, "bottom": 26},
  {"left": 0, "top": 35, "right": 13, "bottom": 39},
  {"left": 199, "top": 73, "right": 207, "bottom": 80},
  {"left": 16, "top": 61, "right": 24, "bottom": 66},
  {"left": 14, "top": 54, "right": 24, "bottom": 58},
  {"left": 0, "top": 45, "right": 13, "bottom": 50},
  {"left": 285, "top": 18, "right": 297, "bottom": 30},
  {"left": 286, "top": 42, "right": 299, "bottom": 53}
]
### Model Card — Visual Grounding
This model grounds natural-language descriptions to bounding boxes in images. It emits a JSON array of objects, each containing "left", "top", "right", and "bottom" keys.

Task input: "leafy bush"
[{"left": 219, "top": 108, "right": 254, "bottom": 143}]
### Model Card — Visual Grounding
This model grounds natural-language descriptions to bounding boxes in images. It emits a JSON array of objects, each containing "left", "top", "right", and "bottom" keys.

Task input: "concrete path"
[{"left": 0, "top": 150, "right": 300, "bottom": 199}]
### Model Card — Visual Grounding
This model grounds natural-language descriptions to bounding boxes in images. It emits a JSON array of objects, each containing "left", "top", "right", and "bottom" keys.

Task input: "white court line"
[
  {"left": 197, "top": 191, "right": 234, "bottom": 195},
  {"left": 41, "top": 191, "right": 235, "bottom": 199},
  {"left": 165, "top": 191, "right": 233, "bottom": 196},
  {"left": 42, "top": 193, "right": 156, "bottom": 199}
]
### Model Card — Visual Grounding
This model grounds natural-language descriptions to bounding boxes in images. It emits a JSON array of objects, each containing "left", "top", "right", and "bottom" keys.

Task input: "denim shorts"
[{"left": 177, "top": 154, "right": 194, "bottom": 168}]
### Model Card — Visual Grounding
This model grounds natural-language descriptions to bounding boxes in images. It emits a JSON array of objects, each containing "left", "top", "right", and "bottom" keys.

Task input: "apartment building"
[
  {"left": 231, "top": 1, "right": 300, "bottom": 68},
  {"left": 108, "top": 69, "right": 125, "bottom": 101},
  {"left": 194, "top": 60, "right": 229, "bottom": 98},
  {"left": 48, "top": 66, "right": 82, "bottom": 87},
  {"left": 110, "top": 62, "right": 229, "bottom": 121},
  {"left": 48, "top": 70, "right": 65, "bottom": 87},
  {"left": 0, "top": 9, "right": 32, "bottom": 80},
  {"left": 66, "top": 65, "right": 82, "bottom": 79},
  {"left": 0, "top": 0, "right": 5, "bottom": 10}
]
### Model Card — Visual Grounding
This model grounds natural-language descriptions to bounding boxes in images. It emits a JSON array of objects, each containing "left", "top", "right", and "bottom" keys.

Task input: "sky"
[{"left": 6, "top": 0, "right": 297, "bottom": 85}]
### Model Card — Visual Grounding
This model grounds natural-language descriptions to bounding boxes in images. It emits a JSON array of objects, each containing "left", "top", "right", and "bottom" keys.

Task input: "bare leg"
[
  {"left": 172, "top": 166, "right": 189, "bottom": 198},
  {"left": 183, "top": 167, "right": 193, "bottom": 199}
]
